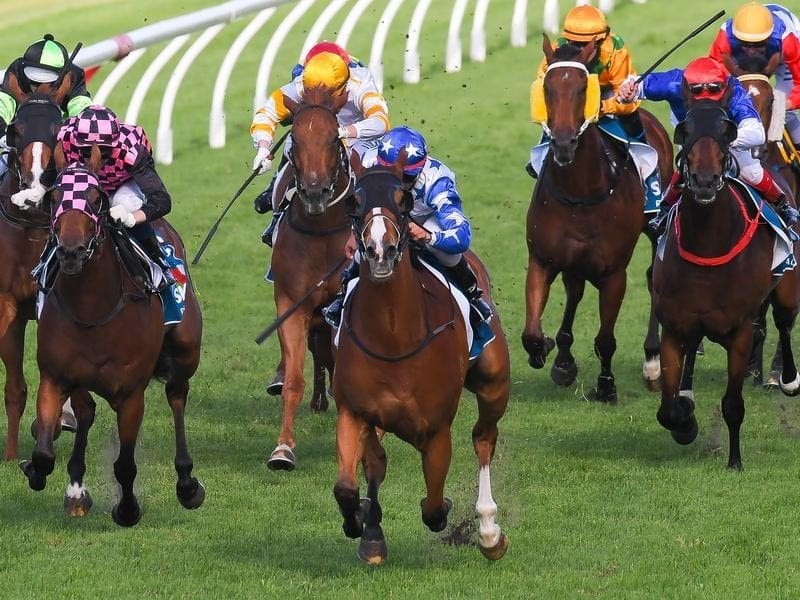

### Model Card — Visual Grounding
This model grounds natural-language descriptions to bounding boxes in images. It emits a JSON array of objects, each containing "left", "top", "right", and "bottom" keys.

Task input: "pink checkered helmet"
[{"left": 71, "top": 105, "right": 121, "bottom": 147}]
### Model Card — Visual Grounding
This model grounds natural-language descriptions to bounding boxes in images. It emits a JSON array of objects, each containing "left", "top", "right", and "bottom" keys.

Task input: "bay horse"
[
  {"left": 653, "top": 102, "right": 799, "bottom": 470},
  {"left": 332, "top": 154, "right": 510, "bottom": 564},
  {"left": 20, "top": 146, "right": 205, "bottom": 525},
  {"left": 264, "top": 84, "right": 352, "bottom": 470},
  {"left": 523, "top": 36, "right": 658, "bottom": 402},
  {"left": 0, "top": 70, "right": 89, "bottom": 459},
  {"left": 723, "top": 52, "right": 800, "bottom": 388}
]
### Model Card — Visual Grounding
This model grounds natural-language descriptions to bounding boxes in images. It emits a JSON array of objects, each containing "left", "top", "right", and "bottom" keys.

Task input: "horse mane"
[
  {"left": 552, "top": 43, "right": 584, "bottom": 62},
  {"left": 735, "top": 53, "right": 769, "bottom": 74}
]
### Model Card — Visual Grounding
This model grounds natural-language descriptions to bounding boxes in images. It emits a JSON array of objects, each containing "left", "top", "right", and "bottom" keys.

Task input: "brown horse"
[
  {"left": 523, "top": 36, "right": 664, "bottom": 402},
  {"left": 0, "top": 71, "right": 88, "bottom": 459},
  {"left": 723, "top": 52, "right": 800, "bottom": 388},
  {"left": 264, "top": 85, "right": 352, "bottom": 470},
  {"left": 332, "top": 156, "right": 510, "bottom": 564},
  {"left": 20, "top": 147, "right": 205, "bottom": 525},
  {"left": 653, "top": 102, "right": 799, "bottom": 470}
]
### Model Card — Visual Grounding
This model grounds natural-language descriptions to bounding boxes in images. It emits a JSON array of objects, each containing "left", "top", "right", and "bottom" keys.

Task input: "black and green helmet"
[{"left": 22, "top": 34, "right": 69, "bottom": 84}]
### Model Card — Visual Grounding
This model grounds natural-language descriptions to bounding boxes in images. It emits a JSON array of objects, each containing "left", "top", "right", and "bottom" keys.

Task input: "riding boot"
[
  {"left": 254, "top": 154, "right": 289, "bottom": 214},
  {"left": 750, "top": 169, "right": 799, "bottom": 226},
  {"left": 446, "top": 256, "right": 493, "bottom": 329},
  {"left": 323, "top": 259, "right": 360, "bottom": 328},
  {"left": 649, "top": 170, "right": 683, "bottom": 234},
  {"left": 138, "top": 232, "right": 176, "bottom": 290},
  {"left": 261, "top": 195, "right": 291, "bottom": 248},
  {"left": 524, "top": 160, "right": 538, "bottom": 179}
]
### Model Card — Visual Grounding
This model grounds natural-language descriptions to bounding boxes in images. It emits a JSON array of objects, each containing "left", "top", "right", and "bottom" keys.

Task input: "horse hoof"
[
  {"left": 550, "top": 361, "right": 577, "bottom": 387},
  {"left": 524, "top": 337, "right": 554, "bottom": 369},
  {"left": 19, "top": 460, "right": 46, "bottom": 491},
  {"left": 310, "top": 394, "right": 329, "bottom": 413},
  {"left": 111, "top": 502, "right": 142, "bottom": 527},
  {"left": 779, "top": 371, "right": 800, "bottom": 397},
  {"left": 177, "top": 479, "right": 206, "bottom": 509},
  {"left": 267, "top": 444, "right": 296, "bottom": 471},
  {"left": 358, "top": 537, "right": 388, "bottom": 565},
  {"left": 670, "top": 416, "right": 699, "bottom": 445},
  {"left": 479, "top": 531, "right": 509, "bottom": 561},
  {"left": 64, "top": 490, "right": 93, "bottom": 517},
  {"left": 266, "top": 374, "right": 284, "bottom": 396},
  {"left": 642, "top": 376, "right": 661, "bottom": 393},
  {"left": 421, "top": 497, "right": 453, "bottom": 532}
]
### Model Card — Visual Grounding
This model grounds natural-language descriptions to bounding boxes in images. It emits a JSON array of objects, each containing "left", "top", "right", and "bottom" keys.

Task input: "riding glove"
[
  {"left": 110, "top": 205, "right": 137, "bottom": 228},
  {"left": 253, "top": 147, "right": 272, "bottom": 175}
]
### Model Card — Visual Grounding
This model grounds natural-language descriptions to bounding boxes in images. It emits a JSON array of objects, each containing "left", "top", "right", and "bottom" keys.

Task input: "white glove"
[
  {"left": 11, "top": 186, "right": 45, "bottom": 210},
  {"left": 338, "top": 125, "right": 356, "bottom": 139},
  {"left": 109, "top": 205, "right": 136, "bottom": 228},
  {"left": 253, "top": 147, "right": 272, "bottom": 175}
]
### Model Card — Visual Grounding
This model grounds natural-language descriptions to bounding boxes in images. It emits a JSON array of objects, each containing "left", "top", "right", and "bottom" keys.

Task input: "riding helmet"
[
  {"left": 377, "top": 126, "right": 428, "bottom": 177},
  {"left": 71, "top": 105, "right": 122, "bottom": 147},
  {"left": 22, "top": 34, "right": 68, "bottom": 84},
  {"left": 561, "top": 5, "right": 609, "bottom": 43},
  {"left": 732, "top": 3, "right": 774, "bottom": 43}
]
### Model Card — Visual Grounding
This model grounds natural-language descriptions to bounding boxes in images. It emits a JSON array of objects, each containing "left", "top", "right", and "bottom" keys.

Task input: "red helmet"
[
  {"left": 682, "top": 57, "right": 729, "bottom": 101},
  {"left": 305, "top": 41, "right": 350, "bottom": 65}
]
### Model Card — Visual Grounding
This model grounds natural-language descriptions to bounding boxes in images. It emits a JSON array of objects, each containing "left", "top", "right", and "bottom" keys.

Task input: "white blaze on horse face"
[
  {"left": 366, "top": 207, "right": 389, "bottom": 258},
  {"left": 31, "top": 142, "right": 46, "bottom": 188},
  {"left": 476, "top": 465, "right": 501, "bottom": 549}
]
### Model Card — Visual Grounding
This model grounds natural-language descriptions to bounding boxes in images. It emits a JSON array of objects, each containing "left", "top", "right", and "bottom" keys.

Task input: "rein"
[{"left": 674, "top": 183, "right": 764, "bottom": 266}]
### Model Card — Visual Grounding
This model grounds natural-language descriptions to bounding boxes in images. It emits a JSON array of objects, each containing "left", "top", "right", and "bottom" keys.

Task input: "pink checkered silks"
[
  {"left": 52, "top": 164, "right": 103, "bottom": 234},
  {"left": 58, "top": 118, "right": 153, "bottom": 194}
]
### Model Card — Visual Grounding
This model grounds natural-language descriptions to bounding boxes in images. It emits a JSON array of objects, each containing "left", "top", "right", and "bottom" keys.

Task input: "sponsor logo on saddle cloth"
[{"left": 332, "top": 258, "right": 496, "bottom": 361}]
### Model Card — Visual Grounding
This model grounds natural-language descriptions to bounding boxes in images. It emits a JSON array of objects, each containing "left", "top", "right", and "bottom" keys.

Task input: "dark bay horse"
[
  {"left": 523, "top": 36, "right": 658, "bottom": 402},
  {"left": 264, "top": 85, "right": 352, "bottom": 470},
  {"left": 332, "top": 155, "right": 510, "bottom": 564},
  {"left": 724, "top": 53, "right": 800, "bottom": 388},
  {"left": 20, "top": 147, "right": 205, "bottom": 525},
  {"left": 0, "top": 71, "right": 89, "bottom": 459},
  {"left": 653, "top": 103, "right": 799, "bottom": 470}
]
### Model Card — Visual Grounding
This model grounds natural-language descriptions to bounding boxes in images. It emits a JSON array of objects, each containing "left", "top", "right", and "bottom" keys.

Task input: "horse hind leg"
[
  {"left": 110, "top": 391, "right": 146, "bottom": 527},
  {"left": 357, "top": 431, "right": 388, "bottom": 565},
  {"left": 166, "top": 378, "right": 206, "bottom": 509},
  {"left": 64, "top": 390, "right": 96, "bottom": 517},
  {"left": 308, "top": 328, "right": 330, "bottom": 413},
  {"left": 643, "top": 248, "right": 662, "bottom": 391},
  {"left": 589, "top": 272, "right": 627, "bottom": 404},
  {"left": 550, "top": 273, "right": 585, "bottom": 387},
  {"left": 771, "top": 302, "right": 800, "bottom": 396},
  {"left": 747, "top": 301, "right": 769, "bottom": 387},
  {"left": 1, "top": 314, "right": 28, "bottom": 460}
]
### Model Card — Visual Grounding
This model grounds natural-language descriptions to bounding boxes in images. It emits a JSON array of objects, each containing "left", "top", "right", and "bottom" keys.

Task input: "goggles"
[{"left": 689, "top": 82, "right": 725, "bottom": 95}]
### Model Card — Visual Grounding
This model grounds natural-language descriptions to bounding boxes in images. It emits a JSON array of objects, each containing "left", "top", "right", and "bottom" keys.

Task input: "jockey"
[
  {"left": 250, "top": 41, "right": 390, "bottom": 247},
  {"left": 709, "top": 3, "right": 800, "bottom": 150},
  {"left": 0, "top": 34, "right": 92, "bottom": 180},
  {"left": 55, "top": 105, "right": 175, "bottom": 291},
  {"left": 618, "top": 56, "right": 799, "bottom": 232},
  {"left": 528, "top": 5, "right": 653, "bottom": 177},
  {"left": 323, "top": 126, "right": 492, "bottom": 330}
]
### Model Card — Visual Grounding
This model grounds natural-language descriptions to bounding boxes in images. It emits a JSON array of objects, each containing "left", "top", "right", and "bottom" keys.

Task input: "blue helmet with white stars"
[{"left": 376, "top": 126, "right": 428, "bottom": 177}]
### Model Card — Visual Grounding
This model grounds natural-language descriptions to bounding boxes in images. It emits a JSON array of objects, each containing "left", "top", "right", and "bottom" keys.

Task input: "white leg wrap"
[
  {"left": 642, "top": 357, "right": 661, "bottom": 382},
  {"left": 476, "top": 465, "right": 501, "bottom": 549}
]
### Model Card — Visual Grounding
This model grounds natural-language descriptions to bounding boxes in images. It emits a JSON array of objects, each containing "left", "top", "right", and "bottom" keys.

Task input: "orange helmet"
[
  {"left": 683, "top": 57, "right": 730, "bottom": 101},
  {"left": 561, "top": 5, "right": 609, "bottom": 42},
  {"left": 732, "top": 3, "right": 774, "bottom": 43},
  {"left": 302, "top": 51, "right": 350, "bottom": 95}
]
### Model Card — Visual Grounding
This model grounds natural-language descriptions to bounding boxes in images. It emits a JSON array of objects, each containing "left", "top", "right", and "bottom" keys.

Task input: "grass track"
[{"left": 2, "top": 1, "right": 800, "bottom": 598}]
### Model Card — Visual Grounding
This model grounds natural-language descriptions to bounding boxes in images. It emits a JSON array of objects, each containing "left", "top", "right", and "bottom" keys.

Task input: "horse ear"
[
  {"left": 283, "top": 93, "right": 299, "bottom": 116},
  {"left": 332, "top": 89, "right": 347, "bottom": 113},
  {"left": 673, "top": 121, "right": 688, "bottom": 146},
  {"left": 719, "top": 53, "right": 739, "bottom": 76},
  {"left": 765, "top": 52, "right": 781, "bottom": 77},
  {"left": 87, "top": 144, "right": 102, "bottom": 172},
  {"left": 542, "top": 34, "right": 554, "bottom": 65},
  {"left": 349, "top": 148, "right": 364, "bottom": 178},
  {"left": 720, "top": 118, "right": 738, "bottom": 145},
  {"left": 395, "top": 148, "right": 408, "bottom": 180},
  {"left": 54, "top": 141, "right": 67, "bottom": 172},
  {"left": 51, "top": 70, "right": 73, "bottom": 105},
  {"left": 579, "top": 40, "right": 598, "bottom": 66},
  {"left": 5, "top": 70, "right": 28, "bottom": 103}
]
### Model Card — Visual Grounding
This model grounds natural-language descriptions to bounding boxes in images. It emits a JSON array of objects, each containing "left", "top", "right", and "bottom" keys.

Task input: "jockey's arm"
[
  {"left": 728, "top": 81, "right": 766, "bottom": 148},
  {"left": 0, "top": 60, "right": 22, "bottom": 125},
  {"left": 250, "top": 86, "right": 294, "bottom": 148},
  {"left": 342, "top": 73, "right": 389, "bottom": 140},
  {"left": 427, "top": 183, "right": 471, "bottom": 254},
  {"left": 600, "top": 45, "right": 640, "bottom": 115},
  {"left": 732, "top": 117, "right": 766, "bottom": 149},
  {"left": 708, "top": 29, "right": 732, "bottom": 64},
  {"left": 65, "top": 64, "right": 92, "bottom": 117},
  {"left": 781, "top": 34, "right": 800, "bottom": 110},
  {"left": 130, "top": 149, "right": 172, "bottom": 222}
]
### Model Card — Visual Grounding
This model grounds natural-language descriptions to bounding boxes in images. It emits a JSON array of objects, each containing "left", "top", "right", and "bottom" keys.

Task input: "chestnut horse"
[
  {"left": 524, "top": 37, "right": 670, "bottom": 402},
  {"left": 264, "top": 85, "right": 352, "bottom": 470},
  {"left": 20, "top": 148, "right": 205, "bottom": 525},
  {"left": 332, "top": 156, "right": 510, "bottom": 564},
  {"left": 0, "top": 71, "right": 90, "bottom": 459},
  {"left": 723, "top": 52, "right": 800, "bottom": 388},
  {"left": 653, "top": 102, "right": 799, "bottom": 470}
]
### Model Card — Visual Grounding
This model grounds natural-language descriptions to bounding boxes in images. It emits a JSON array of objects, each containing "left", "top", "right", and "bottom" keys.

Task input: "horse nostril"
[
  {"left": 365, "top": 246, "right": 377, "bottom": 260},
  {"left": 385, "top": 246, "right": 398, "bottom": 263}
]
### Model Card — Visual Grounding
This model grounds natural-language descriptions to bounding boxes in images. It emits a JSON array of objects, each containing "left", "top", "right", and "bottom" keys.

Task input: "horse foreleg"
[
  {"left": 20, "top": 375, "right": 63, "bottom": 491},
  {"left": 642, "top": 235, "right": 661, "bottom": 390},
  {"left": 591, "top": 271, "right": 626, "bottom": 404},
  {"left": 111, "top": 391, "right": 145, "bottom": 527},
  {"left": 333, "top": 406, "right": 369, "bottom": 541},
  {"left": 166, "top": 377, "right": 206, "bottom": 510},
  {"left": 358, "top": 430, "right": 388, "bottom": 565},
  {"left": 721, "top": 325, "right": 753, "bottom": 470},
  {"left": 550, "top": 273, "right": 584, "bottom": 387},
  {"left": 64, "top": 389, "right": 96, "bottom": 517},
  {"left": 679, "top": 339, "right": 701, "bottom": 401},
  {"left": 308, "top": 328, "right": 330, "bottom": 413},
  {"left": 657, "top": 330, "right": 698, "bottom": 445},
  {"left": 420, "top": 427, "right": 453, "bottom": 533},
  {"left": 0, "top": 314, "right": 27, "bottom": 460},
  {"left": 522, "top": 259, "right": 555, "bottom": 369}
]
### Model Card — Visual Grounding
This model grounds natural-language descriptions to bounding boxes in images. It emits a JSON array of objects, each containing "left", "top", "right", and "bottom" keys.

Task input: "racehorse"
[
  {"left": 723, "top": 52, "right": 800, "bottom": 388},
  {"left": 653, "top": 102, "right": 799, "bottom": 470},
  {"left": 264, "top": 84, "right": 352, "bottom": 470},
  {"left": 20, "top": 146, "right": 205, "bottom": 525},
  {"left": 0, "top": 70, "right": 89, "bottom": 459},
  {"left": 332, "top": 154, "right": 510, "bottom": 564},
  {"left": 523, "top": 36, "right": 661, "bottom": 402}
]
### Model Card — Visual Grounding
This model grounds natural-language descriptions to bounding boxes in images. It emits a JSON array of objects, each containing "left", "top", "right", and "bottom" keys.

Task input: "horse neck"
[
  {"left": 53, "top": 237, "right": 124, "bottom": 316},
  {"left": 677, "top": 185, "right": 747, "bottom": 252},
  {"left": 351, "top": 255, "right": 428, "bottom": 346}
]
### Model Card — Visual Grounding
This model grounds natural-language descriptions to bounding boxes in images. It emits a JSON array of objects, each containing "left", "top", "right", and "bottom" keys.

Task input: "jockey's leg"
[
  {"left": 445, "top": 256, "right": 493, "bottom": 328},
  {"left": 254, "top": 153, "right": 289, "bottom": 214},
  {"left": 740, "top": 157, "right": 799, "bottom": 226},
  {"left": 131, "top": 222, "right": 176, "bottom": 290},
  {"left": 649, "top": 169, "right": 684, "bottom": 234},
  {"left": 323, "top": 258, "right": 360, "bottom": 328},
  {"left": 261, "top": 162, "right": 292, "bottom": 247},
  {"left": 620, "top": 110, "right": 663, "bottom": 210}
]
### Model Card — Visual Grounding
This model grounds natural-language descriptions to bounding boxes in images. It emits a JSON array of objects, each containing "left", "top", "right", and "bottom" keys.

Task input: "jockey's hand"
[
  {"left": 10, "top": 186, "right": 45, "bottom": 210},
  {"left": 408, "top": 222, "right": 432, "bottom": 244},
  {"left": 253, "top": 146, "right": 272, "bottom": 175},
  {"left": 617, "top": 76, "right": 639, "bottom": 104},
  {"left": 344, "top": 232, "right": 357, "bottom": 259},
  {"left": 109, "top": 205, "right": 137, "bottom": 228},
  {"left": 338, "top": 125, "right": 357, "bottom": 139}
]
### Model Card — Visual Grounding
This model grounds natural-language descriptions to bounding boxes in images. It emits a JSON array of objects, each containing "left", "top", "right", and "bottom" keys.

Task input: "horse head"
[
  {"left": 50, "top": 144, "right": 106, "bottom": 275},
  {"left": 538, "top": 34, "right": 600, "bottom": 166},
  {"left": 350, "top": 150, "right": 413, "bottom": 280},
  {"left": 284, "top": 85, "right": 348, "bottom": 216},
  {"left": 5, "top": 69, "right": 73, "bottom": 207},
  {"left": 674, "top": 102, "right": 738, "bottom": 204}
]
